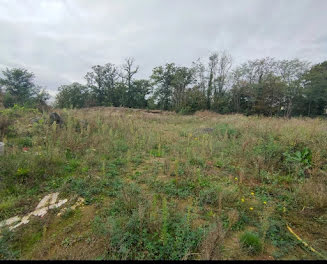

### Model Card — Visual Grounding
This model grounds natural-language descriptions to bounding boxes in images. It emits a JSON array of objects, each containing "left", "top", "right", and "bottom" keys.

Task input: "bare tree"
[
  {"left": 206, "top": 53, "right": 219, "bottom": 109},
  {"left": 121, "top": 57, "right": 140, "bottom": 107},
  {"left": 215, "top": 51, "right": 233, "bottom": 97},
  {"left": 122, "top": 57, "right": 139, "bottom": 90},
  {"left": 192, "top": 58, "right": 207, "bottom": 97}
]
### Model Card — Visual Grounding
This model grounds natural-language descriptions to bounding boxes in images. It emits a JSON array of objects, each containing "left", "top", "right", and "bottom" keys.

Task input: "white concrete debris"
[
  {"left": 57, "top": 197, "right": 85, "bottom": 216},
  {"left": 0, "top": 216, "right": 21, "bottom": 228},
  {"left": 50, "top": 199, "right": 68, "bottom": 209},
  {"left": 35, "top": 192, "right": 59, "bottom": 209},
  {"left": 0, "top": 193, "right": 68, "bottom": 231}
]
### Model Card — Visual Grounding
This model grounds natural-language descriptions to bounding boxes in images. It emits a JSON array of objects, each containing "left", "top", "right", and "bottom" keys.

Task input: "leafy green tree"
[
  {"left": 183, "top": 86, "right": 207, "bottom": 113},
  {"left": 192, "top": 51, "right": 232, "bottom": 112},
  {"left": 151, "top": 63, "right": 177, "bottom": 110},
  {"left": 121, "top": 58, "right": 139, "bottom": 107},
  {"left": 212, "top": 51, "right": 232, "bottom": 113},
  {"left": 252, "top": 74, "right": 286, "bottom": 116},
  {"left": 303, "top": 61, "right": 327, "bottom": 116},
  {"left": 51, "top": 56, "right": 327, "bottom": 117},
  {"left": 0, "top": 68, "right": 39, "bottom": 107},
  {"left": 230, "top": 58, "right": 277, "bottom": 115},
  {"left": 230, "top": 79, "right": 255, "bottom": 115},
  {"left": 55, "top": 82, "right": 90, "bottom": 108},
  {"left": 192, "top": 58, "right": 207, "bottom": 98},
  {"left": 206, "top": 53, "right": 218, "bottom": 110},
  {"left": 32, "top": 88, "right": 50, "bottom": 111},
  {"left": 171, "top": 66, "right": 195, "bottom": 111},
  {"left": 278, "top": 59, "right": 309, "bottom": 117},
  {"left": 85, "top": 63, "right": 119, "bottom": 106},
  {"left": 0, "top": 91, "right": 4, "bottom": 108},
  {"left": 128, "top": 79, "right": 150, "bottom": 108},
  {"left": 230, "top": 57, "right": 306, "bottom": 116}
]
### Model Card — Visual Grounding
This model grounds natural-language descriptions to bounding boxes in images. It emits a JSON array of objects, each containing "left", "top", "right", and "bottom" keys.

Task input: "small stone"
[{"left": 49, "top": 112, "right": 63, "bottom": 125}]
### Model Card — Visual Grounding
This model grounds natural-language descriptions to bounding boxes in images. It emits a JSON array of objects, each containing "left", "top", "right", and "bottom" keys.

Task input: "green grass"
[{"left": 240, "top": 231, "right": 263, "bottom": 255}]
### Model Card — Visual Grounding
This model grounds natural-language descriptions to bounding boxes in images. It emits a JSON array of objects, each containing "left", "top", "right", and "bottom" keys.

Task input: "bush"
[
  {"left": 177, "top": 106, "right": 195, "bottom": 115},
  {"left": 240, "top": 231, "right": 262, "bottom": 255},
  {"left": 199, "top": 187, "right": 219, "bottom": 206},
  {"left": 0, "top": 114, "right": 12, "bottom": 137},
  {"left": 3, "top": 93, "right": 15, "bottom": 108},
  {"left": 283, "top": 147, "right": 312, "bottom": 177},
  {"left": 214, "top": 123, "right": 239, "bottom": 138},
  {"left": 17, "top": 137, "right": 33, "bottom": 147}
]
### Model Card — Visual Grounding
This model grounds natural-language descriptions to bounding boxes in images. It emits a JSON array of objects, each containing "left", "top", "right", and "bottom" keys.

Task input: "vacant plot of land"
[{"left": 0, "top": 106, "right": 326, "bottom": 260}]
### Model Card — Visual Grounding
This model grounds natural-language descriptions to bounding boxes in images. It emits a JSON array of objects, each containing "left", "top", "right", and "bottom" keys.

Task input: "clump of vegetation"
[
  {"left": 240, "top": 231, "right": 263, "bottom": 256},
  {"left": 0, "top": 228, "right": 19, "bottom": 260},
  {"left": 0, "top": 114, "right": 12, "bottom": 137},
  {"left": 283, "top": 147, "right": 312, "bottom": 177}
]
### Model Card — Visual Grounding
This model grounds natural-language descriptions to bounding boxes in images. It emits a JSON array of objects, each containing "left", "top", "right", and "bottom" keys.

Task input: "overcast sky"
[{"left": 0, "top": 0, "right": 326, "bottom": 98}]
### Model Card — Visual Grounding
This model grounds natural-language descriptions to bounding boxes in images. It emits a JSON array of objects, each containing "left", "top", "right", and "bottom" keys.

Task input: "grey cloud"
[{"left": 0, "top": 0, "right": 326, "bottom": 99}]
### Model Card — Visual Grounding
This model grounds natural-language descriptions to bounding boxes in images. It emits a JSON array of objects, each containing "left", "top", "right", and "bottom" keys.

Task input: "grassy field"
[{"left": 0, "top": 106, "right": 327, "bottom": 260}]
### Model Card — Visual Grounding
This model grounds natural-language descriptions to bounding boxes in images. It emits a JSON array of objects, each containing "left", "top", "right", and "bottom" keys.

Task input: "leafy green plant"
[
  {"left": 61, "top": 208, "right": 75, "bottom": 219},
  {"left": 61, "top": 237, "right": 72, "bottom": 248},
  {"left": 64, "top": 159, "right": 80, "bottom": 173},
  {"left": 214, "top": 123, "right": 239, "bottom": 138},
  {"left": 253, "top": 136, "right": 283, "bottom": 163},
  {"left": 152, "top": 179, "right": 194, "bottom": 199},
  {"left": 17, "top": 137, "right": 33, "bottom": 147},
  {"left": 240, "top": 231, "right": 262, "bottom": 255},
  {"left": 283, "top": 147, "right": 312, "bottom": 177},
  {"left": 199, "top": 187, "right": 219, "bottom": 206},
  {"left": 189, "top": 157, "right": 205, "bottom": 168},
  {"left": 266, "top": 219, "right": 297, "bottom": 259},
  {"left": 15, "top": 167, "right": 30, "bottom": 183},
  {"left": 283, "top": 147, "right": 312, "bottom": 167},
  {"left": 150, "top": 143, "right": 164, "bottom": 157}
]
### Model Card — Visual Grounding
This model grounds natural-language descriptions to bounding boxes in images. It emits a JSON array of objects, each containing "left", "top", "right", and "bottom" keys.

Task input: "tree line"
[
  {"left": 1, "top": 52, "right": 326, "bottom": 117},
  {"left": 0, "top": 68, "right": 50, "bottom": 110}
]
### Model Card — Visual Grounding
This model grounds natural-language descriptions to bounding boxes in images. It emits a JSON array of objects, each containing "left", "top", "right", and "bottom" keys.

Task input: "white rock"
[
  {"left": 57, "top": 197, "right": 84, "bottom": 216},
  {"left": 31, "top": 207, "right": 48, "bottom": 217},
  {"left": 21, "top": 214, "right": 31, "bottom": 224},
  {"left": 0, "top": 216, "right": 21, "bottom": 228},
  {"left": 10, "top": 214, "right": 31, "bottom": 230},
  {"left": 50, "top": 192, "right": 59, "bottom": 205},
  {"left": 1, "top": 193, "right": 68, "bottom": 231},
  {"left": 36, "top": 194, "right": 52, "bottom": 209},
  {"left": 49, "top": 199, "right": 68, "bottom": 209},
  {"left": 36, "top": 193, "right": 59, "bottom": 209}
]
